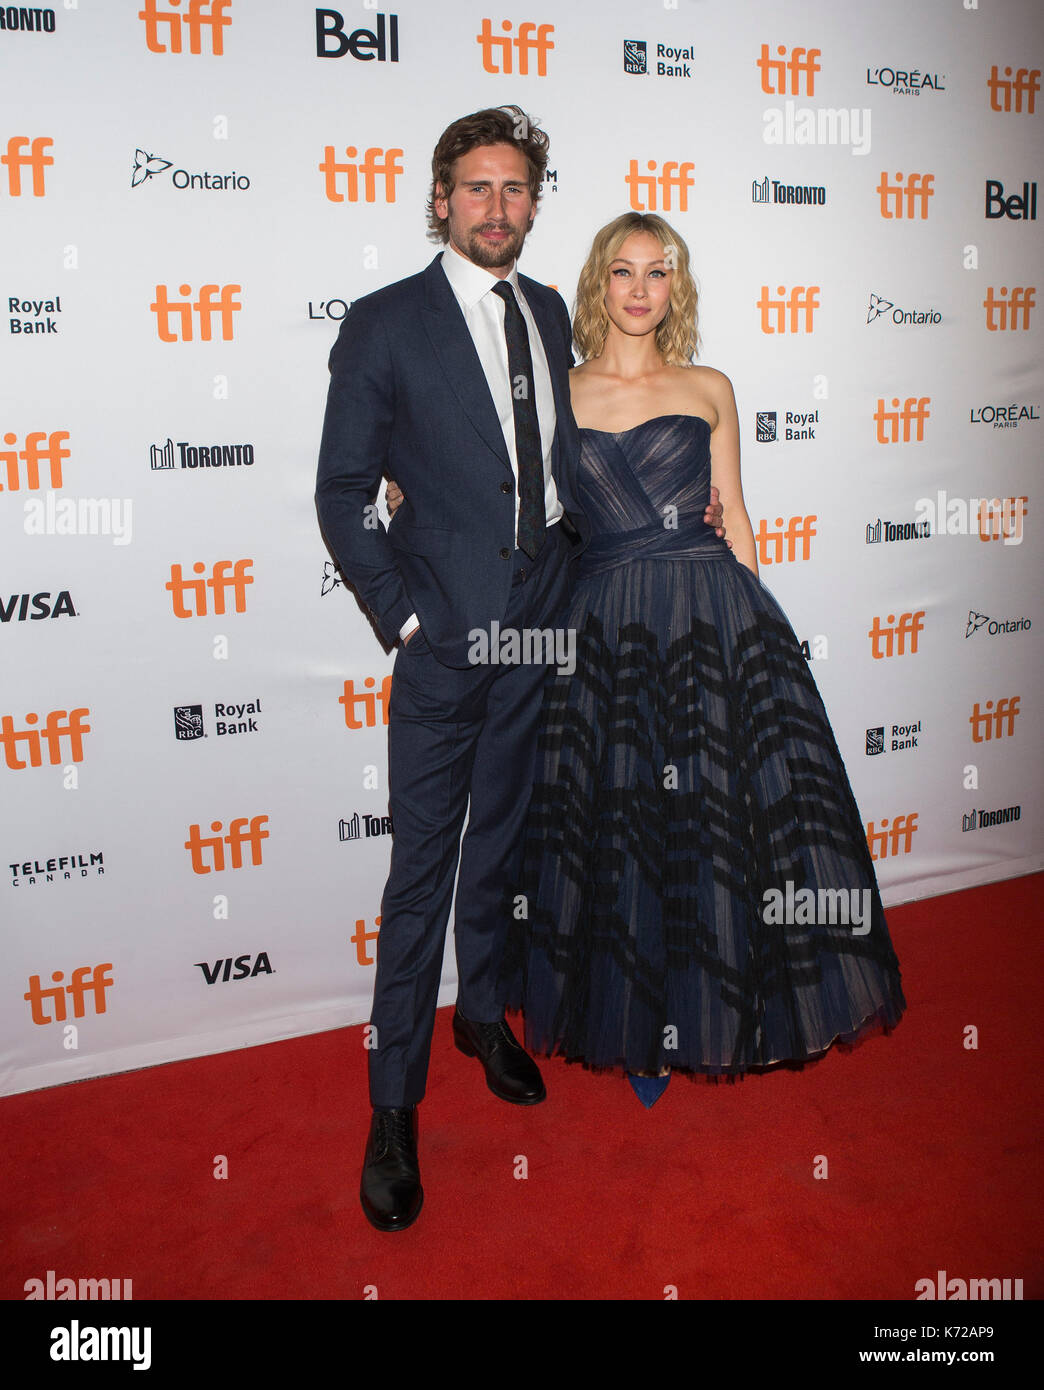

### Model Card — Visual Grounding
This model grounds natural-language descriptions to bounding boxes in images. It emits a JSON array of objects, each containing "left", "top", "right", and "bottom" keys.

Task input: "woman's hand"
[
  {"left": 386, "top": 479, "right": 404, "bottom": 517},
  {"left": 705, "top": 485, "right": 731, "bottom": 546}
]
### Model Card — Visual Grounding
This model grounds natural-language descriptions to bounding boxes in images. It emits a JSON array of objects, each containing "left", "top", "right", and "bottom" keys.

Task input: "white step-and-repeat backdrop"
[{"left": 3, "top": 0, "right": 1041, "bottom": 1096}]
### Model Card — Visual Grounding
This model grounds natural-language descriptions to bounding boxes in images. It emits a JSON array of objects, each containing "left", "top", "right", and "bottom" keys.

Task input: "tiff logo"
[
  {"left": 754, "top": 515, "right": 816, "bottom": 564},
  {"left": 757, "top": 43, "right": 821, "bottom": 95},
  {"left": 625, "top": 158, "right": 695, "bottom": 212},
  {"left": 139, "top": 0, "right": 231, "bottom": 55},
  {"left": 476, "top": 19, "right": 555, "bottom": 75},
  {"left": 978, "top": 496, "right": 1028, "bottom": 543},
  {"left": 165, "top": 559, "right": 253, "bottom": 617},
  {"left": 868, "top": 612, "right": 924, "bottom": 659},
  {"left": 1, "top": 709, "right": 90, "bottom": 769},
  {"left": 983, "top": 286, "right": 1035, "bottom": 331},
  {"left": 2, "top": 136, "right": 53, "bottom": 196},
  {"left": 874, "top": 396, "right": 930, "bottom": 443},
  {"left": 877, "top": 170, "right": 935, "bottom": 219},
  {"left": 319, "top": 146, "right": 403, "bottom": 203},
  {"left": 758, "top": 285, "right": 820, "bottom": 333},
  {"left": 24, "top": 964, "right": 113, "bottom": 1024},
  {"left": 987, "top": 65, "right": 1039, "bottom": 113},
  {"left": 866, "top": 814, "right": 917, "bottom": 860},
  {"left": 184, "top": 815, "right": 269, "bottom": 873},
  {"left": 150, "top": 283, "right": 241, "bottom": 341},
  {"left": 339, "top": 675, "right": 392, "bottom": 729},
  {"left": 969, "top": 697, "right": 1020, "bottom": 743},
  {"left": 0, "top": 431, "right": 69, "bottom": 491}
]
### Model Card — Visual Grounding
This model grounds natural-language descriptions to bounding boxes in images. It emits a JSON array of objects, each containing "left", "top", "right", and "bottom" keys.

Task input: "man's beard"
[{"left": 460, "top": 220, "right": 529, "bottom": 268}]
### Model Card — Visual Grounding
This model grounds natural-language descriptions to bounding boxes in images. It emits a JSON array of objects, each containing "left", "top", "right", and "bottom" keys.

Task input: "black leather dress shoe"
[
  {"left": 452, "top": 1008, "right": 546, "bottom": 1104},
  {"left": 360, "top": 1107, "right": 423, "bottom": 1232}
]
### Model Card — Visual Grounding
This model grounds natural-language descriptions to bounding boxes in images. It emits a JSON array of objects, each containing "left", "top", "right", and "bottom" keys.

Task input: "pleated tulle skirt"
[{"left": 502, "top": 553, "right": 906, "bottom": 1076}]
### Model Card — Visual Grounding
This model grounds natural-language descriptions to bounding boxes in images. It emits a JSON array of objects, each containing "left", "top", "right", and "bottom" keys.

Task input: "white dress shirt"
[{"left": 399, "top": 241, "right": 563, "bottom": 641}]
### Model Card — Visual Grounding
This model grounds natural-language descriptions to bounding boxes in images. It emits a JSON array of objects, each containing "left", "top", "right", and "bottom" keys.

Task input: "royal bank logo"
[
  {"left": 132, "top": 148, "right": 250, "bottom": 191},
  {"left": 623, "top": 39, "right": 646, "bottom": 74},
  {"left": 751, "top": 174, "right": 826, "bottom": 205},
  {"left": 174, "top": 705, "right": 204, "bottom": 740},
  {"left": 756, "top": 408, "right": 818, "bottom": 441},
  {"left": 867, "top": 292, "right": 940, "bottom": 327},
  {"left": 866, "top": 64, "right": 945, "bottom": 95},
  {"left": 9, "top": 294, "right": 63, "bottom": 335},
  {"left": 623, "top": 38, "right": 693, "bottom": 78},
  {"left": 865, "top": 721, "right": 920, "bottom": 754},
  {"left": 339, "top": 811, "right": 393, "bottom": 840}
]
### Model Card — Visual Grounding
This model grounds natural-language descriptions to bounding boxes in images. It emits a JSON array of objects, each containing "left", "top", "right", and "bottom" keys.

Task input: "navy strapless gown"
[{"left": 502, "top": 415, "right": 905, "bottom": 1076}]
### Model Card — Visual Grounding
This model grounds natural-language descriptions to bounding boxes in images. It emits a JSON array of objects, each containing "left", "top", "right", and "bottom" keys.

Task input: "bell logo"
[
  {"left": 150, "top": 284, "right": 241, "bottom": 342},
  {"left": 983, "top": 286, "right": 1035, "bottom": 331},
  {"left": 754, "top": 515, "right": 816, "bottom": 564},
  {"left": 339, "top": 675, "right": 392, "bottom": 728},
  {"left": 0, "top": 431, "right": 69, "bottom": 491},
  {"left": 757, "top": 43, "right": 821, "bottom": 95},
  {"left": 318, "top": 146, "right": 403, "bottom": 204},
  {"left": 874, "top": 397, "right": 930, "bottom": 443},
  {"left": 165, "top": 559, "right": 253, "bottom": 617},
  {"left": 476, "top": 19, "right": 555, "bottom": 75},
  {"left": 0, "top": 709, "right": 90, "bottom": 769},
  {"left": 24, "top": 964, "right": 114, "bottom": 1024},
  {"left": 866, "top": 814, "right": 918, "bottom": 860},
  {"left": 987, "top": 65, "right": 1039, "bottom": 113},
  {"left": 877, "top": 171, "right": 935, "bottom": 219},
  {"left": 868, "top": 612, "right": 925, "bottom": 659},
  {"left": 2, "top": 136, "right": 53, "bottom": 196},
  {"left": 625, "top": 159, "right": 695, "bottom": 213},
  {"left": 139, "top": 0, "right": 231, "bottom": 55},
  {"left": 758, "top": 285, "right": 820, "bottom": 333},
  {"left": 184, "top": 815, "right": 269, "bottom": 873},
  {"left": 969, "top": 697, "right": 1020, "bottom": 743}
]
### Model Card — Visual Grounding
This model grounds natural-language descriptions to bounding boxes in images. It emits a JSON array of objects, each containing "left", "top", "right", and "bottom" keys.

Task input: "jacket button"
[
  {"left": 500, "top": 481, "right": 512, "bottom": 493},
  {"left": 499, "top": 547, "right": 511, "bottom": 559}
]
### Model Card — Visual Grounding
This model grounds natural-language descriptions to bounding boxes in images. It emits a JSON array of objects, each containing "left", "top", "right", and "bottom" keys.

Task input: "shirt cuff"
[{"left": 399, "top": 613, "right": 419, "bottom": 642}]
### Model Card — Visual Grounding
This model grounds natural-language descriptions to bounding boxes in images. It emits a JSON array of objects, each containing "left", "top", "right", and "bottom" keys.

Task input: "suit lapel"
[{"left": 421, "top": 256, "right": 510, "bottom": 468}]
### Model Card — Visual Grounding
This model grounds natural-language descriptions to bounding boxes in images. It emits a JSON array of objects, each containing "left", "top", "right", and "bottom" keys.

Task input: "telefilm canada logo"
[
  {"left": 867, "top": 292, "right": 940, "bottom": 327},
  {"left": 623, "top": 38, "right": 694, "bottom": 77},
  {"left": 10, "top": 850, "right": 104, "bottom": 887},
  {"left": 131, "top": 148, "right": 250, "bottom": 191}
]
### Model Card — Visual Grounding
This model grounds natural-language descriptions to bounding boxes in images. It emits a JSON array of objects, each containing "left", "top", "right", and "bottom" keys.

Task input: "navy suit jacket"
[{"left": 315, "top": 254, "right": 590, "bottom": 667}]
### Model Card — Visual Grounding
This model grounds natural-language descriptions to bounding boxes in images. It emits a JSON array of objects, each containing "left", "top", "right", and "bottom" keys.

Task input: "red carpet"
[{"left": 2, "top": 875, "right": 1041, "bottom": 1302}]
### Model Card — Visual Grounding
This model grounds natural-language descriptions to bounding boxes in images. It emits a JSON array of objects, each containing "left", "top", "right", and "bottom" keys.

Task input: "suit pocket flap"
[{"left": 388, "top": 521, "right": 454, "bottom": 557}]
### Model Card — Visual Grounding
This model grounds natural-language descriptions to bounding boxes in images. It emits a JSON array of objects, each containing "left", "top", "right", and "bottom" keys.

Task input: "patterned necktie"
[{"left": 492, "top": 280, "right": 545, "bottom": 559}]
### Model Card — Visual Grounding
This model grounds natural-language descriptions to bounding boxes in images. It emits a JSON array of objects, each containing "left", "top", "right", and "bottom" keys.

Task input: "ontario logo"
[
  {"left": 132, "top": 148, "right": 250, "bottom": 191},
  {"left": 867, "top": 292, "right": 940, "bottom": 327}
]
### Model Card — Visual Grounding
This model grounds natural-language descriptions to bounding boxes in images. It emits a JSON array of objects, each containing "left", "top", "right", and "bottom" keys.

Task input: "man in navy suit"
[{"left": 316, "top": 106, "right": 587, "bottom": 1231}]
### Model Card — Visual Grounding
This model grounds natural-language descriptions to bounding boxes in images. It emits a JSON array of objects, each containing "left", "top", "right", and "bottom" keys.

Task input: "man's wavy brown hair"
[
  {"left": 427, "top": 105, "right": 549, "bottom": 242},
  {"left": 573, "top": 213, "right": 700, "bottom": 365}
]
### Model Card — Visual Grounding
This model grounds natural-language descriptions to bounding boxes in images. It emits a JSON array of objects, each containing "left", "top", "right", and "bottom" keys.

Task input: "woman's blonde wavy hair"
[{"left": 572, "top": 213, "right": 699, "bottom": 365}]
